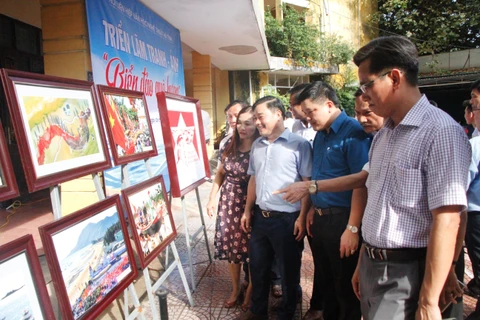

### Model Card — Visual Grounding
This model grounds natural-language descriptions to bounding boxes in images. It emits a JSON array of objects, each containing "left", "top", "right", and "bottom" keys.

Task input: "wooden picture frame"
[
  {"left": 0, "top": 234, "right": 55, "bottom": 320},
  {"left": 121, "top": 175, "right": 177, "bottom": 269},
  {"left": 0, "top": 119, "right": 19, "bottom": 201},
  {"left": 39, "top": 195, "right": 137, "bottom": 320},
  {"left": 156, "top": 92, "right": 211, "bottom": 197},
  {"left": 0, "top": 69, "right": 111, "bottom": 192},
  {"left": 96, "top": 85, "right": 157, "bottom": 165}
]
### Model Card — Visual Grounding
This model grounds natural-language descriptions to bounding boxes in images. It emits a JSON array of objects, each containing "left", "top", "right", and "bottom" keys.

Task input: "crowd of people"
[{"left": 205, "top": 35, "right": 480, "bottom": 320}]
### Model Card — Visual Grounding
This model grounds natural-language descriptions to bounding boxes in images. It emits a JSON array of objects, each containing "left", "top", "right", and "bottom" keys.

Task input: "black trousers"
[
  {"left": 306, "top": 234, "right": 324, "bottom": 310},
  {"left": 310, "top": 209, "right": 361, "bottom": 320},
  {"left": 249, "top": 207, "right": 303, "bottom": 320}
]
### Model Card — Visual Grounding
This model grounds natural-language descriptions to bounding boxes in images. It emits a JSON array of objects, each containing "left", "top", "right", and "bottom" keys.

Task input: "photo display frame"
[
  {"left": 0, "top": 118, "right": 19, "bottom": 201},
  {"left": 39, "top": 195, "right": 137, "bottom": 320},
  {"left": 96, "top": 85, "right": 158, "bottom": 166},
  {"left": 0, "top": 234, "right": 55, "bottom": 320},
  {"left": 121, "top": 175, "right": 177, "bottom": 269},
  {"left": 0, "top": 69, "right": 111, "bottom": 192},
  {"left": 156, "top": 92, "right": 211, "bottom": 197}
]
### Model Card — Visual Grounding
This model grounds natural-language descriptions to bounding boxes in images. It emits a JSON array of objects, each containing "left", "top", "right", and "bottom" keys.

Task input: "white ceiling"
[{"left": 140, "top": 0, "right": 271, "bottom": 71}]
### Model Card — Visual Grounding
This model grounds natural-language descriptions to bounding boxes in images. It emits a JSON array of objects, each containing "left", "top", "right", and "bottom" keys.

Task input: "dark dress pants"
[
  {"left": 249, "top": 208, "right": 303, "bottom": 320},
  {"left": 466, "top": 212, "right": 480, "bottom": 291},
  {"left": 310, "top": 210, "right": 361, "bottom": 320},
  {"left": 306, "top": 234, "right": 324, "bottom": 311}
]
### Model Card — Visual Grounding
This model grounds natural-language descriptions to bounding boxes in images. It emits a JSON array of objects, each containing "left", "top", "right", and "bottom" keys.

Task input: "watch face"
[
  {"left": 350, "top": 226, "right": 358, "bottom": 233},
  {"left": 309, "top": 182, "right": 316, "bottom": 194}
]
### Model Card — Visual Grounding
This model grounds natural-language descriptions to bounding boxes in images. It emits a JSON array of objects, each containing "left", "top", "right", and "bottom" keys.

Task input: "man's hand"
[
  {"left": 352, "top": 263, "right": 361, "bottom": 300},
  {"left": 415, "top": 303, "right": 442, "bottom": 320},
  {"left": 241, "top": 211, "right": 252, "bottom": 233},
  {"left": 293, "top": 216, "right": 306, "bottom": 241},
  {"left": 306, "top": 207, "right": 315, "bottom": 237},
  {"left": 439, "top": 268, "right": 463, "bottom": 309},
  {"left": 206, "top": 199, "right": 216, "bottom": 217},
  {"left": 339, "top": 229, "right": 359, "bottom": 258},
  {"left": 272, "top": 181, "right": 309, "bottom": 204}
]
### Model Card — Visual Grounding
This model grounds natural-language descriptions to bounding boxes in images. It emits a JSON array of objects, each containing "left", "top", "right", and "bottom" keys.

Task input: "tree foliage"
[
  {"left": 265, "top": 5, "right": 354, "bottom": 66},
  {"left": 371, "top": 0, "right": 480, "bottom": 54}
]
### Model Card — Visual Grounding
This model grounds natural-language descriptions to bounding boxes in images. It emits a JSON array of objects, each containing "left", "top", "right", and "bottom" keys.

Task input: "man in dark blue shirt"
[{"left": 299, "top": 81, "right": 370, "bottom": 320}]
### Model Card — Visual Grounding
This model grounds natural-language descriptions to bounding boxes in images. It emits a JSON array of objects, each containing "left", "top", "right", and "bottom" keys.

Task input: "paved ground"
[{"left": 0, "top": 157, "right": 477, "bottom": 319}]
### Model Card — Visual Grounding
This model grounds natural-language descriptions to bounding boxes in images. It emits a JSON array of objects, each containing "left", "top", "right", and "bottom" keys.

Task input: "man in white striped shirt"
[{"left": 351, "top": 36, "right": 471, "bottom": 320}]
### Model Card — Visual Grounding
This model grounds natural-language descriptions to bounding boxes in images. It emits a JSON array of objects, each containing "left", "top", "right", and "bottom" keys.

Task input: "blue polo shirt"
[
  {"left": 468, "top": 136, "right": 480, "bottom": 212},
  {"left": 248, "top": 129, "right": 312, "bottom": 212},
  {"left": 311, "top": 111, "right": 370, "bottom": 208}
]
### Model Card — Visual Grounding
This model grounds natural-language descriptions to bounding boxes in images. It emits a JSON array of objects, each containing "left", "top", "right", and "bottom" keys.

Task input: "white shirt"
[
  {"left": 473, "top": 128, "right": 480, "bottom": 138},
  {"left": 291, "top": 119, "right": 316, "bottom": 145}
]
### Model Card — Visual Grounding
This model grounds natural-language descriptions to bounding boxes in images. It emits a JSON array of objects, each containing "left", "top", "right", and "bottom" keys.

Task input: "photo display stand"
[
  {"left": 120, "top": 159, "right": 194, "bottom": 319},
  {"left": 156, "top": 92, "right": 213, "bottom": 292},
  {"left": 48, "top": 174, "right": 146, "bottom": 320}
]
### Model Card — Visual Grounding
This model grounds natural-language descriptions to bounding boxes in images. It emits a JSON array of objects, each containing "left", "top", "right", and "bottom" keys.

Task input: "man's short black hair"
[
  {"left": 252, "top": 96, "right": 286, "bottom": 118},
  {"left": 463, "top": 100, "right": 472, "bottom": 112},
  {"left": 297, "top": 81, "right": 340, "bottom": 108},
  {"left": 353, "top": 36, "right": 419, "bottom": 86},
  {"left": 471, "top": 79, "right": 480, "bottom": 92},
  {"left": 225, "top": 100, "right": 249, "bottom": 113},
  {"left": 288, "top": 83, "right": 310, "bottom": 106}
]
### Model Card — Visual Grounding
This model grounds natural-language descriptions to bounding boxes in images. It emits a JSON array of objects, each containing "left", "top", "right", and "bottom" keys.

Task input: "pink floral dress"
[{"left": 214, "top": 148, "right": 251, "bottom": 263}]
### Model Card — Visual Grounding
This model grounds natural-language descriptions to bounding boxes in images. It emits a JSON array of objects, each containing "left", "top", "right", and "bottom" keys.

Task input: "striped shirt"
[{"left": 362, "top": 95, "right": 471, "bottom": 248}]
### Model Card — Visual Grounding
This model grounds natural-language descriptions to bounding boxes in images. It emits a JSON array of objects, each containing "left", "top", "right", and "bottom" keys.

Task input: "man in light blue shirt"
[
  {"left": 240, "top": 96, "right": 312, "bottom": 320},
  {"left": 464, "top": 79, "right": 480, "bottom": 319}
]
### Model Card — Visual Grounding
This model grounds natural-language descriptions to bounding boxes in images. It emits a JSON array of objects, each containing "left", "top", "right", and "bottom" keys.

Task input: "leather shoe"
[
  {"left": 236, "top": 310, "right": 268, "bottom": 320},
  {"left": 302, "top": 308, "right": 324, "bottom": 320}
]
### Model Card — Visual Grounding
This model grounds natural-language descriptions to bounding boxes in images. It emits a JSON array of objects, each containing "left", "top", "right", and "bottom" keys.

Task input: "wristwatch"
[
  {"left": 347, "top": 224, "right": 359, "bottom": 234},
  {"left": 308, "top": 180, "right": 318, "bottom": 194}
]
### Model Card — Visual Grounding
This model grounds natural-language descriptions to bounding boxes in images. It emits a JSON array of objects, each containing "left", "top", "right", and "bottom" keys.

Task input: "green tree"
[
  {"left": 371, "top": 0, "right": 480, "bottom": 54},
  {"left": 265, "top": 5, "right": 353, "bottom": 66}
]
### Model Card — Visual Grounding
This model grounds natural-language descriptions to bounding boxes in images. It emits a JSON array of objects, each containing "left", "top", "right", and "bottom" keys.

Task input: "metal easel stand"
[
  {"left": 125, "top": 160, "right": 194, "bottom": 320},
  {"left": 180, "top": 184, "right": 212, "bottom": 292},
  {"left": 94, "top": 171, "right": 146, "bottom": 320}
]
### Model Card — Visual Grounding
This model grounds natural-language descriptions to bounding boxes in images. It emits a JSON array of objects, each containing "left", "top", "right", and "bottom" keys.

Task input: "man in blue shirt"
[
  {"left": 240, "top": 96, "right": 312, "bottom": 320},
  {"left": 465, "top": 79, "right": 480, "bottom": 320},
  {"left": 299, "top": 82, "right": 370, "bottom": 320}
]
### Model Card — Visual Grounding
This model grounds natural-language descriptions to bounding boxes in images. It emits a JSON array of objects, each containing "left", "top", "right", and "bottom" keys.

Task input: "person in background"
[
  {"left": 465, "top": 99, "right": 478, "bottom": 139},
  {"left": 354, "top": 89, "right": 384, "bottom": 136},
  {"left": 206, "top": 106, "right": 260, "bottom": 311},
  {"left": 218, "top": 100, "right": 250, "bottom": 153},
  {"left": 284, "top": 111, "right": 295, "bottom": 132},
  {"left": 290, "top": 84, "right": 316, "bottom": 145},
  {"left": 240, "top": 96, "right": 312, "bottom": 320},
  {"left": 351, "top": 35, "right": 471, "bottom": 320}
]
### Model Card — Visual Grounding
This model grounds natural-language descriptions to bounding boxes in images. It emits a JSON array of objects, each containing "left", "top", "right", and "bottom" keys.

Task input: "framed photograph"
[
  {"left": 0, "top": 234, "right": 55, "bottom": 320},
  {"left": 121, "top": 175, "right": 176, "bottom": 269},
  {"left": 0, "top": 119, "right": 19, "bottom": 201},
  {"left": 39, "top": 195, "right": 137, "bottom": 320},
  {"left": 156, "top": 92, "right": 211, "bottom": 197},
  {"left": 0, "top": 69, "right": 111, "bottom": 192},
  {"left": 96, "top": 85, "right": 157, "bottom": 165}
]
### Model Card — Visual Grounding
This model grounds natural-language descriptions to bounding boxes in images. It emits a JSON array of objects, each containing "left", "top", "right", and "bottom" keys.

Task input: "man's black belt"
[
  {"left": 254, "top": 206, "right": 298, "bottom": 218},
  {"left": 314, "top": 206, "right": 349, "bottom": 216},
  {"left": 364, "top": 243, "right": 427, "bottom": 262}
]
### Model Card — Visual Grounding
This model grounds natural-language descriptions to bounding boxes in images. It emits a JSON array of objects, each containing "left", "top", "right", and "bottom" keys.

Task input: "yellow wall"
[{"left": 0, "top": 0, "right": 41, "bottom": 27}]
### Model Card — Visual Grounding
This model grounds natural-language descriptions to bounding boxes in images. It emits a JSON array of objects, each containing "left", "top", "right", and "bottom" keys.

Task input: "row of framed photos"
[
  {"left": 0, "top": 174, "right": 176, "bottom": 320},
  {"left": 0, "top": 68, "right": 211, "bottom": 201}
]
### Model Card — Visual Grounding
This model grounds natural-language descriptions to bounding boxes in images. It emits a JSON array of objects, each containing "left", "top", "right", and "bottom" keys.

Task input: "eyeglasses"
[{"left": 359, "top": 70, "right": 392, "bottom": 94}]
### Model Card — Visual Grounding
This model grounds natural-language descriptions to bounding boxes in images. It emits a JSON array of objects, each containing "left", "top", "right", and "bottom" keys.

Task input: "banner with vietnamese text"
[{"left": 86, "top": 0, "right": 185, "bottom": 194}]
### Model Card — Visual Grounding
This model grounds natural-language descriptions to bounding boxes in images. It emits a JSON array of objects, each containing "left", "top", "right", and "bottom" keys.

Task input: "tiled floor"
[{"left": 0, "top": 181, "right": 477, "bottom": 319}]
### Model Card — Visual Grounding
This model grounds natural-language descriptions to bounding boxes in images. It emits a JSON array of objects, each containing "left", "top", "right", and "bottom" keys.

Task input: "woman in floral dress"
[{"left": 206, "top": 106, "right": 259, "bottom": 310}]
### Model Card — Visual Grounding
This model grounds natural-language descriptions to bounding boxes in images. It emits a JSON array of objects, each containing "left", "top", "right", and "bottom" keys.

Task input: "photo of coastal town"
[
  {"left": 51, "top": 205, "right": 132, "bottom": 320},
  {"left": 0, "top": 252, "right": 44, "bottom": 320},
  {"left": 124, "top": 177, "right": 175, "bottom": 264}
]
